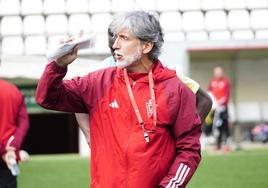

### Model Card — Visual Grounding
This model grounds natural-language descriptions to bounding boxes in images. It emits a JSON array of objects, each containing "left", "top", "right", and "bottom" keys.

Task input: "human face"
[
  {"left": 214, "top": 66, "right": 224, "bottom": 78},
  {"left": 112, "top": 28, "right": 143, "bottom": 69}
]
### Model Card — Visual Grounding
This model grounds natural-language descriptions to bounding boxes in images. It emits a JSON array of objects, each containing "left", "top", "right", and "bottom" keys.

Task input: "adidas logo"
[{"left": 109, "top": 99, "right": 119, "bottom": 109}]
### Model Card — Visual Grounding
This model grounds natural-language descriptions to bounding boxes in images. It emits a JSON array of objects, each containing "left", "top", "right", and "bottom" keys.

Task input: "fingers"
[
  {"left": 3, "top": 150, "right": 16, "bottom": 164},
  {"left": 65, "top": 37, "right": 75, "bottom": 43},
  {"left": 59, "top": 36, "right": 75, "bottom": 44},
  {"left": 6, "top": 146, "right": 16, "bottom": 151},
  {"left": 19, "top": 150, "right": 30, "bottom": 163},
  {"left": 72, "top": 45, "right": 80, "bottom": 56},
  {"left": 59, "top": 38, "right": 64, "bottom": 44},
  {"left": 55, "top": 45, "right": 79, "bottom": 67}
]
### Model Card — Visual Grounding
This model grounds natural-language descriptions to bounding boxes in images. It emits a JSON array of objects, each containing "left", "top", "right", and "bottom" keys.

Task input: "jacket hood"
[{"left": 116, "top": 60, "right": 177, "bottom": 84}]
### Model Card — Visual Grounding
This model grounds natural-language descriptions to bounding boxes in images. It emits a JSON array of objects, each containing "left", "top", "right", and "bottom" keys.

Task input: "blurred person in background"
[
  {"left": 36, "top": 11, "right": 202, "bottom": 188},
  {"left": 0, "top": 60, "right": 30, "bottom": 188},
  {"left": 208, "top": 65, "right": 231, "bottom": 152}
]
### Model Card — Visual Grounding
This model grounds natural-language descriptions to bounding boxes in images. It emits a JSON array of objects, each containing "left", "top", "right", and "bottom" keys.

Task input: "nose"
[{"left": 112, "top": 37, "right": 120, "bottom": 50}]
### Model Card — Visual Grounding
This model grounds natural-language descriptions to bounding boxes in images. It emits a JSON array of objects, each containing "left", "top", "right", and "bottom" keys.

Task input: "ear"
[{"left": 142, "top": 42, "right": 154, "bottom": 54}]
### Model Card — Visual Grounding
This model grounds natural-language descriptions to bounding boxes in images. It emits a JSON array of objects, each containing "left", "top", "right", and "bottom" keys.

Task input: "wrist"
[{"left": 55, "top": 60, "right": 68, "bottom": 67}]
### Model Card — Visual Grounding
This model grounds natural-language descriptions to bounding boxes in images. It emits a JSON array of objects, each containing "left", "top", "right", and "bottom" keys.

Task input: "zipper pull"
[{"left": 144, "top": 132, "right": 150, "bottom": 143}]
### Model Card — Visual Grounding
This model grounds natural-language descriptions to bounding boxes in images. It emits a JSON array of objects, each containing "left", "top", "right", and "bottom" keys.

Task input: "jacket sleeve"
[
  {"left": 35, "top": 61, "right": 88, "bottom": 113},
  {"left": 159, "top": 84, "right": 202, "bottom": 188},
  {"left": 9, "top": 97, "right": 29, "bottom": 151}
]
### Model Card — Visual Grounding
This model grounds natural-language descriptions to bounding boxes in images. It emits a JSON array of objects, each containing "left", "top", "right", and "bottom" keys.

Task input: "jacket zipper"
[{"left": 125, "top": 80, "right": 136, "bottom": 188}]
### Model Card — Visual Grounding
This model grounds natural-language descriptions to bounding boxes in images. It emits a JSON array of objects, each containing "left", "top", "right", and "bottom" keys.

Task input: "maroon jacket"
[
  {"left": 0, "top": 79, "right": 29, "bottom": 158},
  {"left": 36, "top": 61, "right": 201, "bottom": 188}
]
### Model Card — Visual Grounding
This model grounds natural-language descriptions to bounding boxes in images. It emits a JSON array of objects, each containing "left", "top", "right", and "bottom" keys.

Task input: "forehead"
[
  {"left": 214, "top": 67, "right": 223, "bottom": 71},
  {"left": 115, "top": 28, "right": 135, "bottom": 37}
]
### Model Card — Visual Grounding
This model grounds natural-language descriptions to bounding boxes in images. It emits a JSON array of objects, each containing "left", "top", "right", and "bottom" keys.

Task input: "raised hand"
[{"left": 55, "top": 37, "right": 80, "bottom": 67}]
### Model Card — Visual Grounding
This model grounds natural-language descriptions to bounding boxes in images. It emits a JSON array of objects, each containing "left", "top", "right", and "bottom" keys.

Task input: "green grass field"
[{"left": 18, "top": 149, "right": 268, "bottom": 188}]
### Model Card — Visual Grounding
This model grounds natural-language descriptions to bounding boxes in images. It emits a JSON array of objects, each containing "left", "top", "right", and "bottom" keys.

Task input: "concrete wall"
[{"left": 236, "top": 59, "right": 268, "bottom": 103}]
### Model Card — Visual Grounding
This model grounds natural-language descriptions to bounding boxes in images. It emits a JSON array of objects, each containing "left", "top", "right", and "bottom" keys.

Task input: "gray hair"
[{"left": 109, "top": 11, "right": 164, "bottom": 61}]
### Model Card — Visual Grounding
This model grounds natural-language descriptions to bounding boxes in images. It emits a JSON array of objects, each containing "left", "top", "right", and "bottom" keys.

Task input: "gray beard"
[{"left": 116, "top": 48, "right": 142, "bottom": 69}]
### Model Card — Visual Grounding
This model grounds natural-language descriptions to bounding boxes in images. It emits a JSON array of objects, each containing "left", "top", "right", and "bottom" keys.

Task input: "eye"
[{"left": 121, "top": 35, "right": 129, "bottom": 40}]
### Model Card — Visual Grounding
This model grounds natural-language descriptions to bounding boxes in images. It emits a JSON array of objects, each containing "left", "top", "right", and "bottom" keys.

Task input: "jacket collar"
[{"left": 116, "top": 59, "right": 177, "bottom": 84}]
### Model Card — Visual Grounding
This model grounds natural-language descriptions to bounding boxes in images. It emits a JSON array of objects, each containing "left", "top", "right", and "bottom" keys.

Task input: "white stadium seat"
[
  {"left": 68, "top": 14, "right": 91, "bottom": 35},
  {"left": 250, "top": 10, "right": 268, "bottom": 29},
  {"left": 255, "top": 30, "right": 268, "bottom": 40},
  {"left": 111, "top": 0, "right": 133, "bottom": 12},
  {"left": 160, "top": 12, "right": 182, "bottom": 32},
  {"left": 205, "top": 11, "right": 227, "bottom": 30},
  {"left": 2, "top": 37, "right": 24, "bottom": 54},
  {"left": 66, "top": 0, "right": 88, "bottom": 13},
  {"left": 164, "top": 32, "right": 185, "bottom": 42},
  {"left": 201, "top": 0, "right": 224, "bottom": 10},
  {"left": 156, "top": 0, "right": 179, "bottom": 11},
  {"left": 228, "top": 10, "right": 250, "bottom": 30},
  {"left": 182, "top": 11, "right": 204, "bottom": 31},
  {"left": 186, "top": 31, "right": 208, "bottom": 41},
  {"left": 89, "top": 0, "right": 111, "bottom": 13},
  {"left": 179, "top": 0, "right": 201, "bottom": 11},
  {"left": 23, "top": 16, "right": 45, "bottom": 35},
  {"left": 246, "top": 0, "right": 268, "bottom": 9},
  {"left": 232, "top": 30, "right": 254, "bottom": 40},
  {"left": 21, "top": 0, "right": 43, "bottom": 15},
  {"left": 224, "top": 0, "right": 246, "bottom": 10},
  {"left": 0, "top": 0, "right": 20, "bottom": 15},
  {"left": 25, "top": 36, "right": 46, "bottom": 55},
  {"left": 1, "top": 16, "right": 22, "bottom": 35},
  {"left": 135, "top": 0, "right": 156, "bottom": 11},
  {"left": 46, "top": 15, "right": 68, "bottom": 35},
  {"left": 91, "top": 13, "right": 112, "bottom": 33},
  {"left": 44, "top": 0, "right": 65, "bottom": 14},
  {"left": 209, "top": 31, "right": 231, "bottom": 40}
]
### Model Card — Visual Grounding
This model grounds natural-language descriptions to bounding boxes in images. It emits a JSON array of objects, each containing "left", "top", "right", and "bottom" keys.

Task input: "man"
[
  {"left": 106, "top": 27, "right": 211, "bottom": 122},
  {"left": 0, "top": 77, "right": 29, "bottom": 188},
  {"left": 36, "top": 11, "right": 202, "bottom": 188},
  {"left": 208, "top": 65, "right": 231, "bottom": 151},
  {"left": 108, "top": 27, "right": 211, "bottom": 123},
  {"left": 75, "top": 27, "right": 212, "bottom": 144}
]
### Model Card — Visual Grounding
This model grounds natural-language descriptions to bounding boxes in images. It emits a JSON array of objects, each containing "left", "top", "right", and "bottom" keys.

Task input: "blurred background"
[
  {"left": 0, "top": 1, "right": 268, "bottom": 187},
  {"left": 0, "top": 0, "right": 268, "bottom": 188}
]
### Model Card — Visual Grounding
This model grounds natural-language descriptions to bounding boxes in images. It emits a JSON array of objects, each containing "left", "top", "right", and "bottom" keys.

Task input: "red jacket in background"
[
  {"left": 208, "top": 77, "right": 231, "bottom": 107},
  {"left": 35, "top": 60, "right": 201, "bottom": 188},
  {"left": 0, "top": 79, "right": 29, "bottom": 157}
]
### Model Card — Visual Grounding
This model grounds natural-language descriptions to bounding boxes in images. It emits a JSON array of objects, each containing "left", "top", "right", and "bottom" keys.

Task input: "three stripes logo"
[{"left": 165, "top": 163, "right": 190, "bottom": 188}]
